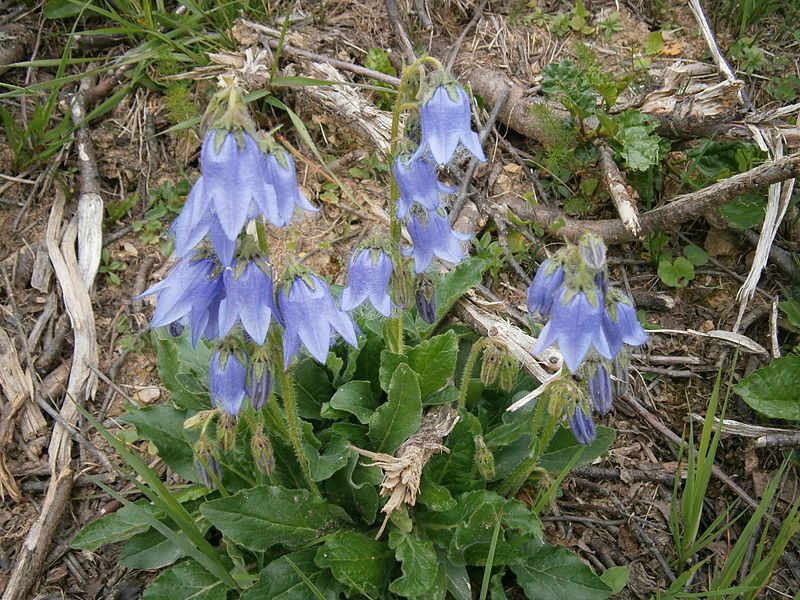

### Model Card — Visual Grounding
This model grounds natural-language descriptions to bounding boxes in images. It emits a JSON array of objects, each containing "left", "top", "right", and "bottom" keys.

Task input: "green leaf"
[
  {"left": 326, "top": 452, "right": 382, "bottom": 525},
  {"left": 121, "top": 527, "right": 185, "bottom": 569},
  {"left": 683, "top": 244, "right": 709, "bottom": 266},
  {"left": 657, "top": 257, "right": 695, "bottom": 288},
  {"left": 720, "top": 193, "right": 767, "bottom": 229},
  {"left": 539, "top": 426, "right": 615, "bottom": 472},
  {"left": 154, "top": 331, "right": 211, "bottom": 410},
  {"left": 599, "top": 566, "right": 629, "bottom": 594},
  {"left": 369, "top": 364, "right": 422, "bottom": 453},
  {"left": 243, "top": 548, "right": 343, "bottom": 600},
  {"left": 329, "top": 381, "right": 377, "bottom": 424},
  {"left": 735, "top": 354, "right": 800, "bottom": 421},
  {"left": 490, "top": 572, "right": 509, "bottom": 599},
  {"left": 44, "top": 0, "right": 84, "bottom": 19},
  {"left": 427, "top": 410, "right": 482, "bottom": 494},
  {"left": 614, "top": 116, "right": 662, "bottom": 172},
  {"left": 379, "top": 350, "right": 408, "bottom": 392},
  {"left": 301, "top": 425, "right": 350, "bottom": 482},
  {"left": 418, "top": 477, "right": 457, "bottom": 512},
  {"left": 424, "top": 257, "right": 489, "bottom": 330},
  {"left": 201, "top": 486, "right": 340, "bottom": 552},
  {"left": 512, "top": 543, "right": 613, "bottom": 600},
  {"left": 780, "top": 301, "right": 800, "bottom": 329},
  {"left": 442, "top": 552, "right": 472, "bottom": 600},
  {"left": 293, "top": 359, "right": 336, "bottom": 419},
  {"left": 365, "top": 48, "right": 397, "bottom": 77},
  {"left": 407, "top": 330, "right": 459, "bottom": 397},
  {"left": 503, "top": 499, "right": 543, "bottom": 539},
  {"left": 142, "top": 559, "right": 227, "bottom": 600},
  {"left": 389, "top": 532, "right": 439, "bottom": 597},
  {"left": 122, "top": 405, "right": 198, "bottom": 481},
  {"left": 315, "top": 531, "right": 394, "bottom": 598},
  {"left": 71, "top": 500, "right": 156, "bottom": 551},
  {"left": 644, "top": 31, "right": 664, "bottom": 55}
]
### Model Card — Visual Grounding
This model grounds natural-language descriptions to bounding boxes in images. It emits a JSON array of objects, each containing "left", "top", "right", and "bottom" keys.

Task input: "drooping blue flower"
[
  {"left": 533, "top": 287, "right": 614, "bottom": 372},
  {"left": 403, "top": 210, "right": 470, "bottom": 273},
  {"left": 210, "top": 351, "right": 247, "bottom": 416},
  {"left": 195, "top": 455, "right": 220, "bottom": 488},
  {"left": 247, "top": 364, "right": 273, "bottom": 411},
  {"left": 578, "top": 234, "right": 607, "bottom": 272},
  {"left": 569, "top": 406, "right": 596, "bottom": 445},
  {"left": 218, "top": 260, "right": 275, "bottom": 344},
  {"left": 200, "top": 129, "right": 271, "bottom": 241},
  {"left": 139, "top": 253, "right": 224, "bottom": 345},
  {"left": 393, "top": 154, "right": 455, "bottom": 219},
  {"left": 278, "top": 274, "right": 358, "bottom": 369},
  {"left": 526, "top": 259, "right": 565, "bottom": 317},
  {"left": 420, "top": 84, "right": 485, "bottom": 165},
  {"left": 603, "top": 297, "right": 648, "bottom": 358},
  {"left": 262, "top": 150, "right": 318, "bottom": 227},
  {"left": 415, "top": 275, "right": 437, "bottom": 324},
  {"left": 588, "top": 365, "right": 612, "bottom": 414},
  {"left": 340, "top": 248, "right": 393, "bottom": 317}
]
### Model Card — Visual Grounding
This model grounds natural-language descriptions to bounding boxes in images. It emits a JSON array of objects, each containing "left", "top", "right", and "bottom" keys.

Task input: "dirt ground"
[{"left": 1, "top": 0, "right": 799, "bottom": 598}]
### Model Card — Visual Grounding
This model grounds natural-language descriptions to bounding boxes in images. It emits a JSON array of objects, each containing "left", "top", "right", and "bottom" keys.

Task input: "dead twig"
[
  {"left": 501, "top": 153, "right": 800, "bottom": 244},
  {"left": 1, "top": 466, "right": 73, "bottom": 600},
  {"left": 598, "top": 143, "right": 641, "bottom": 238},
  {"left": 444, "top": 0, "right": 488, "bottom": 73},
  {"left": 383, "top": 0, "right": 416, "bottom": 65}
]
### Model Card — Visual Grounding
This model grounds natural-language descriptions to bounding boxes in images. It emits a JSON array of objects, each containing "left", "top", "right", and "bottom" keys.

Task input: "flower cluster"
[
  {"left": 528, "top": 234, "right": 647, "bottom": 444},
  {"left": 341, "top": 73, "right": 484, "bottom": 322},
  {"left": 141, "top": 74, "right": 486, "bottom": 416}
]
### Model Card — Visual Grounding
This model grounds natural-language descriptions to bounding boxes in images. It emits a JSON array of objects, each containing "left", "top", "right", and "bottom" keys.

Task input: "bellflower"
[
  {"left": 415, "top": 275, "right": 437, "bottom": 324},
  {"left": 420, "top": 84, "right": 486, "bottom": 165},
  {"left": 569, "top": 406, "right": 596, "bottom": 445},
  {"left": 403, "top": 210, "right": 470, "bottom": 273},
  {"left": 526, "top": 259, "right": 565, "bottom": 317},
  {"left": 278, "top": 274, "right": 358, "bottom": 369},
  {"left": 603, "top": 296, "right": 648, "bottom": 358},
  {"left": 262, "top": 150, "right": 318, "bottom": 227},
  {"left": 210, "top": 351, "right": 247, "bottom": 417},
  {"left": 588, "top": 365, "right": 613, "bottom": 414},
  {"left": 533, "top": 287, "right": 614, "bottom": 372},
  {"left": 340, "top": 248, "right": 393, "bottom": 317},
  {"left": 218, "top": 260, "right": 275, "bottom": 344},
  {"left": 139, "top": 253, "right": 224, "bottom": 345},
  {"left": 200, "top": 129, "right": 273, "bottom": 241},
  {"left": 393, "top": 154, "right": 455, "bottom": 219}
]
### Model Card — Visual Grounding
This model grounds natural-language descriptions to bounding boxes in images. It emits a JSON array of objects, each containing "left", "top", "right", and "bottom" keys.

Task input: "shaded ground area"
[{"left": 1, "top": 0, "right": 799, "bottom": 598}]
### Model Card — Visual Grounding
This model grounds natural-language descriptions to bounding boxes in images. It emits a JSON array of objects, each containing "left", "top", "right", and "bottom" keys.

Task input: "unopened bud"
[
  {"left": 168, "top": 321, "right": 184, "bottom": 337},
  {"left": 473, "top": 435, "right": 496, "bottom": 480},
  {"left": 415, "top": 275, "right": 437, "bottom": 324},
  {"left": 247, "top": 363, "right": 273, "bottom": 411},
  {"left": 217, "top": 412, "right": 237, "bottom": 453},
  {"left": 498, "top": 352, "right": 518, "bottom": 393},
  {"left": 193, "top": 438, "right": 220, "bottom": 489},
  {"left": 579, "top": 234, "right": 607, "bottom": 272},
  {"left": 251, "top": 428, "right": 275, "bottom": 476},
  {"left": 480, "top": 345, "right": 501, "bottom": 386}
]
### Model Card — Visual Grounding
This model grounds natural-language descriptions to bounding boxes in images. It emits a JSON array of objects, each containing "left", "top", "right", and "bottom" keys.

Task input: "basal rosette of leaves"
[{"left": 71, "top": 60, "right": 634, "bottom": 599}]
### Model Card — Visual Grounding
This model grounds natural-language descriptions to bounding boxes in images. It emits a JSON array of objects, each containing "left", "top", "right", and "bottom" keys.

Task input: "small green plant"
[
  {"left": 365, "top": 48, "right": 397, "bottom": 111},
  {"left": 99, "top": 248, "right": 127, "bottom": 286},
  {"left": 656, "top": 243, "right": 707, "bottom": 288},
  {"left": 132, "top": 179, "right": 190, "bottom": 246},
  {"left": 730, "top": 37, "right": 766, "bottom": 74},
  {"left": 597, "top": 12, "right": 624, "bottom": 39}
]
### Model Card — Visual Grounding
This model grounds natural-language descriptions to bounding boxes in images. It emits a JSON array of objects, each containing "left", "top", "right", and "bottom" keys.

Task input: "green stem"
[
  {"left": 278, "top": 367, "right": 319, "bottom": 495},
  {"left": 255, "top": 218, "right": 270, "bottom": 255},
  {"left": 498, "top": 402, "right": 558, "bottom": 498},
  {"left": 457, "top": 338, "right": 492, "bottom": 410}
]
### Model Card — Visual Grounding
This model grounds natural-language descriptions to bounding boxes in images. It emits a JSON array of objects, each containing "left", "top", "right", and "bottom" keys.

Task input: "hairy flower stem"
[
  {"left": 278, "top": 367, "right": 319, "bottom": 495},
  {"left": 386, "top": 55, "right": 444, "bottom": 354},
  {"left": 498, "top": 400, "right": 557, "bottom": 498},
  {"left": 457, "top": 338, "right": 492, "bottom": 410}
]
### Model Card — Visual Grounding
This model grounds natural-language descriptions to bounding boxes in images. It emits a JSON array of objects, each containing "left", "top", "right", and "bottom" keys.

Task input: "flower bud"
[
  {"left": 415, "top": 274, "right": 437, "bottom": 324},
  {"left": 247, "top": 363, "right": 273, "bottom": 411},
  {"left": 217, "top": 412, "right": 237, "bottom": 453},
  {"left": 498, "top": 352, "right": 518, "bottom": 393},
  {"left": 168, "top": 321, "right": 184, "bottom": 337},
  {"left": 193, "top": 439, "right": 220, "bottom": 488},
  {"left": 251, "top": 428, "right": 275, "bottom": 476},
  {"left": 473, "top": 435, "right": 496, "bottom": 480},
  {"left": 480, "top": 345, "right": 501, "bottom": 387},
  {"left": 578, "top": 234, "right": 607, "bottom": 272}
]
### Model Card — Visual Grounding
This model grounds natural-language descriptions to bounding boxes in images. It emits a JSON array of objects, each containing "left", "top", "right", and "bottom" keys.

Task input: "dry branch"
[
  {"left": 598, "top": 143, "right": 641, "bottom": 238},
  {"left": 465, "top": 65, "right": 800, "bottom": 146},
  {"left": 500, "top": 152, "right": 800, "bottom": 244},
  {"left": 0, "top": 466, "right": 73, "bottom": 600}
]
